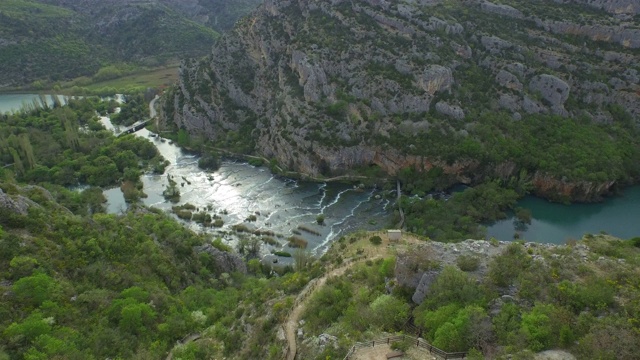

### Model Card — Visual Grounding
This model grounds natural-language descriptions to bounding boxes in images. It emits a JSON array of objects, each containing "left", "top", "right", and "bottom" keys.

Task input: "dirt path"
[
  {"left": 284, "top": 232, "right": 426, "bottom": 359},
  {"left": 284, "top": 258, "right": 375, "bottom": 360},
  {"left": 350, "top": 344, "right": 438, "bottom": 360}
]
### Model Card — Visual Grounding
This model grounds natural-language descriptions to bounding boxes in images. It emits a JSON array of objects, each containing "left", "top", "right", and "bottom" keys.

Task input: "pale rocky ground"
[
  {"left": 350, "top": 345, "right": 576, "bottom": 360},
  {"left": 535, "top": 350, "right": 577, "bottom": 360},
  {"left": 350, "top": 344, "right": 438, "bottom": 360}
]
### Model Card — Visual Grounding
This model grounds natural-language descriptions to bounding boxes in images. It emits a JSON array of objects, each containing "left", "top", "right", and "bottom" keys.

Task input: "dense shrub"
[
  {"left": 456, "top": 255, "right": 480, "bottom": 272},
  {"left": 369, "top": 235, "right": 382, "bottom": 245}
]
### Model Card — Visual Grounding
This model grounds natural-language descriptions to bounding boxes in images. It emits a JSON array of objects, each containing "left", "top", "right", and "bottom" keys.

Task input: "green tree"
[
  {"left": 423, "top": 266, "right": 487, "bottom": 309},
  {"left": 430, "top": 305, "right": 489, "bottom": 352},
  {"left": 9, "top": 256, "right": 40, "bottom": 279},
  {"left": 119, "top": 302, "right": 157, "bottom": 336},
  {"left": 369, "top": 294, "right": 410, "bottom": 330},
  {"left": 493, "top": 302, "right": 522, "bottom": 344},
  {"left": 12, "top": 273, "right": 57, "bottom": 308},
  {"left": 177, "top": 129, "right": 190, "bottom": 147},
  {"left": 4, "top": 311, "right": 53, "bottom": 345},
  {"left": 520, "top": 304, "right": 554, "bottom": 352}
]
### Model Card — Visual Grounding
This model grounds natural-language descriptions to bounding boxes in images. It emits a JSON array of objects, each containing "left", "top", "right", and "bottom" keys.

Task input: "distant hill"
[
  {"left": 0, "top": 0, "right": 261, "bottom": 88},
  {"left": 38, "top": 0, "right": 263, "bottom": 33}
]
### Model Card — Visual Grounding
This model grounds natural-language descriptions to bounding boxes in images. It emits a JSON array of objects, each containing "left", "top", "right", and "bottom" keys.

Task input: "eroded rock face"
[
  {"left": 543, "top": 21, "right": 640, "bottom": 48},
  {"left": 496, "top": 70, "right": 523, "bottom": 92},
  {"left": 435, "top": 101, "right": 465, "bottom": 120},
  {"left": 411, "top": 271, "right": 440, "bottom": 304},
  {"left": 560, "top": 0, "right": 640, "bottom": 16},
  {"left": 480, "top": 1, "right": 524, "bottom": 18},
  {"left": 529, "top": 74, "right": 571, "bottom": 115},
  {"left": 163, "top": 0, "right": 639, "bottom": 201},
  {"left": 419, "top": 65, "right": 454, "bottom": 95},
  {"left": 529, "top": 74, "right": 570, "bottom": 107},
  {"left": 195, "top": 244, "right": 248, "bottom": 274},
  {"left": 0, "top": 189, "right": 32, "bottom": 216}
]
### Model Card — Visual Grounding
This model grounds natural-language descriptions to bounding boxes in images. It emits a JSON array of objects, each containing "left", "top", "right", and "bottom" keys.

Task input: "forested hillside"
[
  {"left": 1, "top": 97, "right": 639, "bottom": 359},
  {"left": 0, "top": 0, "right": 261, "bottom": 88},
  {"left": 0, "top": 98, "right": 295, "bottom": 359}
]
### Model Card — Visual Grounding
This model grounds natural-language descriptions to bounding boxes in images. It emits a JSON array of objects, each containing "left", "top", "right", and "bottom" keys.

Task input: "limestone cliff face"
[
  {"left": 561, "top": 0, "right": 640, "bottom": 16},
  {"left": 163, "top": 0, "right": 639, "bottom": 201}
]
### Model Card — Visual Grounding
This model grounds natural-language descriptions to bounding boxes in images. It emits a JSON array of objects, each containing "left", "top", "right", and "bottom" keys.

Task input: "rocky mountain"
[
  {"left": 163, "top": 0, "right": 640, "bottom": 201},
  {"left": 0, "top": 0, "right": 261, "bottom": 87}
]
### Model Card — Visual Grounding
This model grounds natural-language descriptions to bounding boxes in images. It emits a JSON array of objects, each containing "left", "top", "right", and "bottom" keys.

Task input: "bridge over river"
[
  {"left": 116, "top": 95, "right": 159, "bottom": 137},
  {"left": 117, "top": 119, "right": 151, "bottom": 137}
]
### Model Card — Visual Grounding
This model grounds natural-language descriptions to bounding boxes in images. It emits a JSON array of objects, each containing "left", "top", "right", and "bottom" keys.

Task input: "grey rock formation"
[
  {"left": 435, "top": 101, "right": 465, "bottom": 120},
  {"left": 562, "top": 0, "right": 640, "bottom": 15},
  {"left": 499, "top": 93, "right": 521, "bottom": 112},
  {"left": 529, "top": 74, "right": 570, "bottom": 109},
  {"left": 622, "top": 69, "right": 639, "bottom": 84},
  {"left": 543, "top": 21, "right": 640, "bottom": 48},
  {"left": 291, "top": 50, "right": 330, "bottom": 103},
  {"left": 418, "top": 65, "right": 454, "bottom": 95},
  {"left": 582, "top": 81, "right": 610, "bottom": 106},
  {"left": 496, "top": 70, "right": 523, "bottom": 92},
  {"left": 411, "top": 270, "right": 440, "bottom": 304},
  {"left": 505, "top": 62, "right": 527, "bottom": 78},
  {"left": 481, "top": 35, "right": 514, "bottom": 54},
  {"left": 195, "top": 244, "right": 248, "bottom": 274},
  {"left": 522, "top": 95, "right": 546, "bottom": 115},
  {"left": 0, "top": 189, "right": 32, "bottom": 216},
  {"left": 480, "top": 1, "right": 524, "bottom": 18}
]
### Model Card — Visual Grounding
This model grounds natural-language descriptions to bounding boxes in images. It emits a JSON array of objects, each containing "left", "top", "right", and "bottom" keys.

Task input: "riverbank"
[
  {"left": 148, "top": 126, "right": 640, "bottom": 245},
  {"left": 0, "top": 65, "right": 178, "bottom": 98}
]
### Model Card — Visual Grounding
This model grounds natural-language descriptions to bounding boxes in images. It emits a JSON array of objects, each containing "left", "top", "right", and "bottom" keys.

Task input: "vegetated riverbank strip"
[{"left": 0, "top": 64, "right": 180, "bottom": 96}]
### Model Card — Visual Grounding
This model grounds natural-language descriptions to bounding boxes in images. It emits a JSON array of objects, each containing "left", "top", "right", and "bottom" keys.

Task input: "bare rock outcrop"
[
  {"left": 480, "top": 1, "right": 524, "bottom": 18},
  {"left": 560, "top": 0, "right": 640, "bottom": 16},
  {"left": 0, "top": 189, "right": 34, "bottom": 216},
  {"left": 435, "top": 101, "right": 465, "bottom": 120},
  {"left": 195, "top": 244, "right": 248, "bottom": 274},
  {"left": 418, "top": 65, "right": 453, "bottom": 95},
  {"left": 529, "top": 74, "right": 570, "bottom": 115},
  {"left": 411, "top": 271, "right": 440, "bottom": 304}
]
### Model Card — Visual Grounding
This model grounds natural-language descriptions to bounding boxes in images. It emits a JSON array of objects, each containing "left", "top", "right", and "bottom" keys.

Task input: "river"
[
  {"left": 4, "top": 93, "right": 640, "bottom": 248},
  {"left": 0, "top": 94, "right": 69, "bottom": 113},
  {"left": 99, "top": 116, "right": 393, "bottom": 256},
  {"left": 486, "top": 186, "right": 640, "bottom": 244}
]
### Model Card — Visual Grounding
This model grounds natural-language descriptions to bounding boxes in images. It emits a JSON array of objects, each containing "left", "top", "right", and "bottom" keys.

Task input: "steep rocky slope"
[{"left": 163, "top": 0, "right": 640, "bottom": 201}]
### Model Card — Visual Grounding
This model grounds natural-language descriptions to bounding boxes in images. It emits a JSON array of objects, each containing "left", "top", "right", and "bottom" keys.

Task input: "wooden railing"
[{"left": 343, "top": 334, "right": 467, "bottom": 360}]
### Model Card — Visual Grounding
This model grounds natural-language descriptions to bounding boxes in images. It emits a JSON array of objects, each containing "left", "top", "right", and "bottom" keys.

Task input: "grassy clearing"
[
  {"left": 73, "top": 66, "right": 179, "bottom": 91},
  {"left": 324, "top": 230, "right": 426, "bottom": 261}
]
